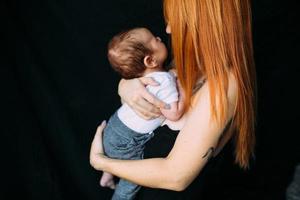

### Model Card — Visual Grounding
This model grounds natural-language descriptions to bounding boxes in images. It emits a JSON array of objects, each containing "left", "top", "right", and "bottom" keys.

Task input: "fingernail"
[
  {"left": 164, "top": 104, "right": 171, "bottom": 109},
  {"left": 102, "top": 120, "right": 106, "bottom": 125}
]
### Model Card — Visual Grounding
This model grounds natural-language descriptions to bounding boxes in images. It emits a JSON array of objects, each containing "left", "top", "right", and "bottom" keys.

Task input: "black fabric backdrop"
[{"left": 2, "top": 0, "right": 299, "bottom": 200}]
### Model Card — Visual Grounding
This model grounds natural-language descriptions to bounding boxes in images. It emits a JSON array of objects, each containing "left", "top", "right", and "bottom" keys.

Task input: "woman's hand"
[
  {"left": 118, "top": 77, "right": 168, "bottom": 120},
  {"left": 89, "top": 121, "right": 107, "bottom": 171}
]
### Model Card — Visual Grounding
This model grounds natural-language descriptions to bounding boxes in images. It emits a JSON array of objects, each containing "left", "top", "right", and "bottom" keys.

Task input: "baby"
[{"left": 101, "top": 27, "right": 184, "bottom": 200}]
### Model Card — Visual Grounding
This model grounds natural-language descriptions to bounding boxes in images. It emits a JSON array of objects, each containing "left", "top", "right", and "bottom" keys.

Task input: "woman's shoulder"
[{"left": 192, "top": 71, "right": 238, "bottom": 106}]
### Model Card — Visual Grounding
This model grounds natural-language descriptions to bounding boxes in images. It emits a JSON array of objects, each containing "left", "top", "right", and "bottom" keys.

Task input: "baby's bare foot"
[{"left": 100, "top": 172, "right": 115, "bottom": 189}]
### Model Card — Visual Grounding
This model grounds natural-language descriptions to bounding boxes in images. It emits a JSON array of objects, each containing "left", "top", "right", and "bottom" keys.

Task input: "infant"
[{"left": 101, "top": 27, "right": 184, "bottom": 200}]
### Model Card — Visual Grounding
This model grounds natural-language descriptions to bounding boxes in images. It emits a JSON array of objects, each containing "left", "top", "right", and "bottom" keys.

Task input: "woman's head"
[
  {"left": 163, "top": 0, "right": 256, "bottom": 168},
  {"left": 107, "top": 28, "right": 168, "bottom": 79}
]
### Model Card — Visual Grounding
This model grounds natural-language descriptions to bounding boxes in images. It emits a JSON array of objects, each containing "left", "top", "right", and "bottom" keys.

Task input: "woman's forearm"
[
  {"left": 89, "top": 121, "right": 185, "bottom": 191},
  {"left": 100, "top": 156, "right": 184, "bottom": 191}
]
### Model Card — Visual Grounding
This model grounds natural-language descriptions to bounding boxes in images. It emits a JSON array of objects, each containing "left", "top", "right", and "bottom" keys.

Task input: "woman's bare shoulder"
[{"left": 192, "top": 71, "right": 238, "bottom": 106}]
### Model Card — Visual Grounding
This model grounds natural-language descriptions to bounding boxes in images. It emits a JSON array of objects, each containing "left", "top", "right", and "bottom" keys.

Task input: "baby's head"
[{"left": 107, "top": 28, "right": 168, "bottom": 79}]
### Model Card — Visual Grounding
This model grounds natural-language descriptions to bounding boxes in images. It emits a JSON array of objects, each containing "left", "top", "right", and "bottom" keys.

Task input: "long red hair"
[{"left": 163, "top": 0, "right": 256, "bottom": 168}]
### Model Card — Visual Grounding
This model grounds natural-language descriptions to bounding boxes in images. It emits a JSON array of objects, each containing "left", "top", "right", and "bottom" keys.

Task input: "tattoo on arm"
[{"left": 202, "top": 147, "right": 215, "bottom": 160}]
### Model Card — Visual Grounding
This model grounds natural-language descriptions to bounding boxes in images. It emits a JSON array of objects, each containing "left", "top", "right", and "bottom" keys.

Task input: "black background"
[{"left": 1, "top": 0, "right": 299, "bottom": 199}]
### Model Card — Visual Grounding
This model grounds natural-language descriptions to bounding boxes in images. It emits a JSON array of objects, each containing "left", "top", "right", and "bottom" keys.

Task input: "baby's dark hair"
[{"left": 107, "top": 28, "right": 153, "bottom": 79}]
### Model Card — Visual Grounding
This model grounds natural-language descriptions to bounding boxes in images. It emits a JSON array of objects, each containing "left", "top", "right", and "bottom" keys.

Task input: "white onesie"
[{"left": 117, "top": 71, "right": 178, "bottom": 134}]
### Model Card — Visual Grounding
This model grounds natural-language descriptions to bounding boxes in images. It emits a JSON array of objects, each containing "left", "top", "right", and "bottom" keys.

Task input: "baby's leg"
[{"left": 100, "top": 172, "right": 116, "bottom": 189}]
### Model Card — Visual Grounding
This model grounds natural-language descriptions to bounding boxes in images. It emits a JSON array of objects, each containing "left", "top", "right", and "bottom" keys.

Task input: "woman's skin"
[
  {"left": 90, "top": 68, "right": 238, "bottom": 191},
  {"left": 89, "top": 0, "right": 256, "bottom": 191}
]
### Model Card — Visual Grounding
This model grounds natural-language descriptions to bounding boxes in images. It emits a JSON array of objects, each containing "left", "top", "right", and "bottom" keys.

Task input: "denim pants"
[
  {"left": 103, "top": 111, "right": 155, "bottom": 200},
  {"left": 286, "top": 164, "right": 300, "bottom": 200}
]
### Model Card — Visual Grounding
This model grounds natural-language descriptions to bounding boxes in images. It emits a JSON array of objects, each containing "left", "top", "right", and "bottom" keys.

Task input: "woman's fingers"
[
  {"left": 90, "top": 121, "right": 106, "bottom": 165},
  {"left": 139, "top": 87, "right": 168, "bottom": 110},
  {"left": 129, "top": 88, "right": 167, "bottom": 119},
  {"left": 119, "top": 77, "right": 168, "bottom": 119},
  {"left": 139, "top": 77, "right": 160, "bottom": 86},
  {"left": 95, "top": 120, "right": 106, "bottom": 137},
  {"left": 89, "top": 121, "right": 107, "bottom": 170},
  {"left": 132, "top": 98, "right": 161, "bottom": 120}
]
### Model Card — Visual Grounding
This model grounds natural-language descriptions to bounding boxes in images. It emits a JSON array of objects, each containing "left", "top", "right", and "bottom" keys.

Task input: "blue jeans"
[
  {"left": 286, "top": 164, "right": 300, "bottom": 200},
  {"left": 103, "top": 112, "right": 155, "bottom": 200}
]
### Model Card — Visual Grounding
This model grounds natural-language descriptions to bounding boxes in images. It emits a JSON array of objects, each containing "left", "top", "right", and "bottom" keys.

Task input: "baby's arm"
[
  {"left": 160, "top": 100, "right": 184, "bottom": 121},
  {"left": 159, "top": 75, "right": 185, "bottom": 121}
]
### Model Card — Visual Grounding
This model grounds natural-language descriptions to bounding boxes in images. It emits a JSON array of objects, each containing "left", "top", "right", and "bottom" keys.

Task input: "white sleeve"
[{"left": 156, "top": 79, "right": 179, "bottom": 104}]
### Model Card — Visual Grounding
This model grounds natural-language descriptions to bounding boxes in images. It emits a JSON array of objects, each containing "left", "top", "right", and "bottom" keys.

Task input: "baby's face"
[{"left": 133, "top": 28, "right": 168, "bottom": 65}]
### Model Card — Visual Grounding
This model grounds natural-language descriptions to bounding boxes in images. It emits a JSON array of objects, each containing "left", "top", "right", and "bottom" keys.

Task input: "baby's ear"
[{"left": 144, "top": 55, "right": 158, "bottom": 68}]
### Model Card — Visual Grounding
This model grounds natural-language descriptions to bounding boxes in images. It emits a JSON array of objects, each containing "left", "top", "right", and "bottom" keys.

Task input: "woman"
[{"left": 90, "top": 0, "right": 256, "bottom": 198}]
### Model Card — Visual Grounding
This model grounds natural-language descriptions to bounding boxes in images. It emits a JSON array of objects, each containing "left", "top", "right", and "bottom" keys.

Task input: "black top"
[{"left": 135, "top": 125, "right": 234, "bottom": 200}]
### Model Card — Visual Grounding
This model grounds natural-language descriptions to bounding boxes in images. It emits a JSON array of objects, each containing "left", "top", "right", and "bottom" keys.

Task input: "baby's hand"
[
  {"left": 168, "top": 68, "right": 177, "bottom": 77},
  {"left": 160, "top": 102, "right": 183, "bottom": 121}
]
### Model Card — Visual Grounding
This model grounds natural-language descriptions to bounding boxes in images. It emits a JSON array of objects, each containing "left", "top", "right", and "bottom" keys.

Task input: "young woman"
[{"left": 90, "top": 0, "right": 256, "bottom": 198}]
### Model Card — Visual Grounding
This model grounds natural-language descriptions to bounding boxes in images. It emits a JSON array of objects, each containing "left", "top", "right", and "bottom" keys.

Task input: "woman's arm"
[{"left": 91, "top": 79, "right": 237, "bottom": 191}]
